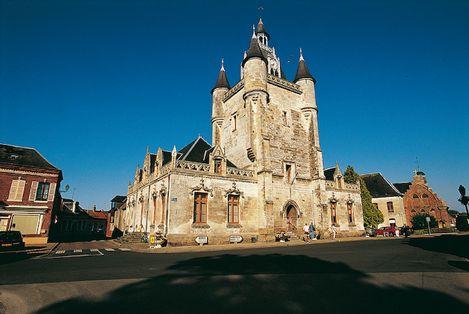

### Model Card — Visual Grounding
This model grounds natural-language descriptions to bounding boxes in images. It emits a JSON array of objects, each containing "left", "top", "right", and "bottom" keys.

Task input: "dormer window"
[{"left": 214, "top": 159, "right": 222, "bottom": 174}]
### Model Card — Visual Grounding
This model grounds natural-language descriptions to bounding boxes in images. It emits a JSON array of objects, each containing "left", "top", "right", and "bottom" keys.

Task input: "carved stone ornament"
[
  {"left": 138, "top": 195, "right": 144, "bottom": 203},
  {"left": 329, "top": 193, "right": 338, "bottom": 203},
  {"left": 159, "top": 183, "right": 167, "bottom": 196},
  {"left": 346, "top": 194, "right": 354, "bottom": 205},
  {"left": 190, "top": 178, "right": 213, "bottom": 197},
  {"left": 225, "top": 182, "right": 244, "bottom": 198},
  {"left": 152, "top": 190, "right": 158, "bottom": 199}
]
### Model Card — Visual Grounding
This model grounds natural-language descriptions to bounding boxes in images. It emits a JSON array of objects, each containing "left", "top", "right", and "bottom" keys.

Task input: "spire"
[
  {"left": 294, "top": 48, "right": 316, "bottom": 83},
  {"left": 212, "top": 58, "right": 230, "bottom": 92},
  {"left": 255, "top": 18, "right": 270, "bottom": 39},
  {"left": 242, "top": 33, "right": 266, "bottom": 66}
]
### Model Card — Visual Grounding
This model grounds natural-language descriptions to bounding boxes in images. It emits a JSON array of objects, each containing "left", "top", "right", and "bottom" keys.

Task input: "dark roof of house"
[
  {"left": 393, "top": 182, "right": 411, "bottom": 194},
  {"left": 174, "top": 136, "right": 238, "bottom": 168},
  {"left": 324, "top": 167, "right": 335, "bottom": 181},
  {"left": 85, "top": 210, "right": 108, "bottom": 220},
  {"left": 0, "top": 144, "right": 59, "bottom": 171},
  {"left": 294, "top": 58, "right": 316, "bottom": 83},
  {"left": 242, "top": 36, "right": 267, "bottom": 66},
  {"left": 212, "top": 67, "right": 230, "bottom": 92},
  {"left": 361, "top": 173, "right": 402, "bottom": 198},
  {"left": 255, "top": 19, "right": 270, "bottom": 39},
  {"left": 162, "top": 150, "right": 172, "bottom": 166},
  {"left": 111, "top": 195, "right": 126, "bottom": 203},
  {"left": 149, "top": 154, "right": 157, "bottom": 173}
]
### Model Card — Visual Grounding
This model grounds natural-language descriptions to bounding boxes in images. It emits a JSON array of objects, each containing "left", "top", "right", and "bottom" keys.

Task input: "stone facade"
[{"left": 124, "top": 20, "right": 364, "bottom": 245}]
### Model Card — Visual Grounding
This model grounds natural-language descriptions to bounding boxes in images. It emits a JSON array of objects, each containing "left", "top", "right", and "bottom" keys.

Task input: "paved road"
[{"left": 0, "top": 235, "right": 468, "bottom": 313}]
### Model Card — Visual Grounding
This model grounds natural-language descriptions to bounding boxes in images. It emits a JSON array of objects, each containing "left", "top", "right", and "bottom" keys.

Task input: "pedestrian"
[
  {"left": 303, "top": 223, "right": 309, "bottom": 241},
  {"left": 309, "top": 222, "right": 316, "bottom": 240},
  {"left": 395, "top": 227, "right": 400, "bottom": 237},
  {"left": 331, "top": 224, "right": 337, "bottom": 240}
]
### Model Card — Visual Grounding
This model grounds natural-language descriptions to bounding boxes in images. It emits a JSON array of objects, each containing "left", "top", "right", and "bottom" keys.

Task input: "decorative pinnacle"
[
  {"left": 252, "top": 25, "right": 256, "bottom": 38},
  {"left": 299, "top": 48, "right": 304, "bottom": 61},
  {"left": 220, "top": 58, "right": 225, "bottom": 71}
]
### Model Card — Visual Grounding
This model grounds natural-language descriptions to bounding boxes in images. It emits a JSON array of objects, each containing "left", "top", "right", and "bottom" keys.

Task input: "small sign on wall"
[
  {"left": 229, "top": 235, "right": 243, "bottom": 243},
  {"left": 171, "top": 197, "right": 177, "bottom": 202},
  {"left": 195, "top": 236, "right": 208, "bottom": 245}
]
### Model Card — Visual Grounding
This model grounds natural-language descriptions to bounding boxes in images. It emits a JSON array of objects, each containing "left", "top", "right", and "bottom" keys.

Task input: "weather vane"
[{"left": 258, "top": 5, "right": 264, "bottom": 17}]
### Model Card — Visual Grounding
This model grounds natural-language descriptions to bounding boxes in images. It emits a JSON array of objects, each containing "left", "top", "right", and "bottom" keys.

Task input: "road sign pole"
[{"left": 426, "top": 216, "right": 431, "bottom": 235}]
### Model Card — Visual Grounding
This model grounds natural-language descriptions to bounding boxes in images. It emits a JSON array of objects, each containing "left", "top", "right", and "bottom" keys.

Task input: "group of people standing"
[{"left": 303, "top": 223, "right": 339, "bottom": 241}]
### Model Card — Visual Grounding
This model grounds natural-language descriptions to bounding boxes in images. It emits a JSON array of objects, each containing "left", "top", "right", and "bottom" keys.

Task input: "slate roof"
[
  {"left": 393, "top": 182, "right": 411, "bottom": 194},
  {"left": 111, "top": 195, "right": 126, "bottom": 203},
  {"left": 149, "top": 154, "right": 157, "bottom": 173},
  {"left": 242, "top": 36, "right": 267, "bottom": 66},
  {"left": 0, "top": 144, "right": 59, "bottom": 171},
  {"left": 294, "top": 58, "right": 316, "bottom": 83},
  {"left": 212, "top": 67, "right": 230, "bottom": 92},
  {"left": 86, "top": 210, "right": 109, "bottom": 220},
  {"left": 255, "top": 19, "right": 270, "bottom": 39},
  {"left": 162, "top": 151, "right": 172, "bottom": 166},
  {"left": 361, "top": 173, "right": 402, "bottom": 198},
  {"left": 324, "top": 167, "right": 335, "bottom": 181}
]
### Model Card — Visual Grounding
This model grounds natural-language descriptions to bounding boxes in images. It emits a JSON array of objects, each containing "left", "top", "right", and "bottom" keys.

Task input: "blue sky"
[{"left": 1, "top": 0, "right": 468, "bottom": 211}]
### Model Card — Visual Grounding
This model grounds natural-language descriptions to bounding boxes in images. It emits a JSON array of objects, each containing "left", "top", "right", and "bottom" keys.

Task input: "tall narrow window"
[
  {"left": 347, "top": 203, "right": 354, "bottom": 224},
  {"left": 232, "top": 114, "right": 237, "bottom": 131},
  {"left": 8, "top": 179, "right": 25, "bottom": 201},
  {"left": 387, "top": 201, "right": 394, "bottom": 213},
  {"left": 214, "top": 159, "right": 222, "bottom": 174},
  {"left": 283, "top": 111, "right": 288, "bottom": 125},
  {"left": 36, "top": 182, "right": 50, "bottom": 201},
  {"left": 193, "top": 193, "right": 208, "bottom": 224},
  {"left": 227, "top": 194, "right": 240, "bottom": 224},
  {"left": 331, "top": 202, "right": 337, "bottom": 225},
  {"left": 285, "top": 164, "right": 292, "bottom": 183}
]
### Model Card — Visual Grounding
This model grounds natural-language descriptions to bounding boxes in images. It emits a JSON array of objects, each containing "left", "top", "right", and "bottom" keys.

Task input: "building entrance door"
[{"left": 286, "top": 205, "right": 298, "bottom": 232}]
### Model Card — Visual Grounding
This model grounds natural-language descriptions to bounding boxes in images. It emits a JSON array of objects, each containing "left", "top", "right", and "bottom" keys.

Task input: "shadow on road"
[
  {"left": 37, "top": 254, "right": 468, "bottom": 314},
  {"left": 0, "top": 252, "right": 42, "bottom": 266},
  {"left": 405, "top": 234, "right": 469, "bottom": 259}
]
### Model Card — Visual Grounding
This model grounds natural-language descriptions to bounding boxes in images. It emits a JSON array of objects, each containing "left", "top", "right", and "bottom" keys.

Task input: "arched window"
[
  {"left": 422, "top": 194, "right": 429, "bottom": 198},
  {"left": 412, "top": 194, "right": 419, "bottom": 199},
  {"left": 330, "top": 202, "right": 337, "bottom": 225},
  {"left": 347, "top": 202, "right": 354, "bottom": 224}
]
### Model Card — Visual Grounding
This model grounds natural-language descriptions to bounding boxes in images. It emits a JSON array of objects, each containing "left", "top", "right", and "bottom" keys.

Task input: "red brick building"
[
  {"left": 394, "top": 171, "right": 453, "bottom": 228},
  {"left": 0, "top": 144, "right": 62, "bottom": 245}
]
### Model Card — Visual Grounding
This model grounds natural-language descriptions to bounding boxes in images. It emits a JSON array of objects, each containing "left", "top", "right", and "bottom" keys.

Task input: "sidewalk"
[
  {"left": 128, "top": 231, "right": 465, "bottom": 254},
  {"left": 0, "top": 242, "right": 59, "bottom": 255}
]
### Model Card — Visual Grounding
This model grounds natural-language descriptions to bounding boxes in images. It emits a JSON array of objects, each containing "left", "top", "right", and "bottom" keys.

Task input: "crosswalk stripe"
[
  {"left": 104, "top": 248, "right": 115, "bottom": 252},
  {"left": 74, "top": 249, "right": 82, "bottom": 253},
  {"left": 55, "top": 250, "right": 65, "bottom": 254},
  {"left": 119, "top": 248, "right": 131, "bottom": 251}
]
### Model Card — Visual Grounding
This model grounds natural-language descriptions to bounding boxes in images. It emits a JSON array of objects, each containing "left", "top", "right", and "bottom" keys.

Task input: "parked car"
[
  {"left": 372, "top": 226, "right": 397, "bottom": 237},
  {"left": 0, "top": 231, "right": 25, "bottom": 250}
]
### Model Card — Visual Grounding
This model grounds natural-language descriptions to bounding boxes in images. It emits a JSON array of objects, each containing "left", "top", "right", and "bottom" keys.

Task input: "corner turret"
[{"left": 211, "top": 59, "right": 230, "bottom": 145}]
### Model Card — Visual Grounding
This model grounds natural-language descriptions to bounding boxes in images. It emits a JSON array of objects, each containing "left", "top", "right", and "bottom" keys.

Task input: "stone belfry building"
[{"left": 125, "top": 20, "right": 364, "bottom": 245}]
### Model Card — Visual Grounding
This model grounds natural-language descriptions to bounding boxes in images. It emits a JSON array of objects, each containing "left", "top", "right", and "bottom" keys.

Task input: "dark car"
[{"left": 0, "top": 231, "right": 25, "bottom": 250}]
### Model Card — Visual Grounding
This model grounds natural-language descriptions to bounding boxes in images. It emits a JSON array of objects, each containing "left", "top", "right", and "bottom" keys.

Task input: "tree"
[
  {"left": 456, "top": 214, "right": 469, "bottom": 231},
  {"left": 411, "top": 214, "right": 437, "bottom": 230},
  {"left": 345, "top": 165, "right": 383, "bottom": 228}
]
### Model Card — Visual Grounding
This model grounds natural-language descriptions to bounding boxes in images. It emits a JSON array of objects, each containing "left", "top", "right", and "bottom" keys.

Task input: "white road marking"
[
  {"left": 73, "top": 249, "right": 82, "bottom": 253},
  {"left": 90, "top": 249, "right": 99, "bottom": 252},
  {"left": 119, "top": 248, "right": 131, "bottom": 251},
  {"left": 55, "top": 250, "right": 65, "bottom": 254},
  {"left": 104, "top": 248, "right": 115, "bottom": 252}
]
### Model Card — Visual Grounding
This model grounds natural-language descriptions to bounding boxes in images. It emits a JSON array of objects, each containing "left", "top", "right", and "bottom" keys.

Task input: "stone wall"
[{"left": 372, "top": 196, "right": 406, "bottom": 228}]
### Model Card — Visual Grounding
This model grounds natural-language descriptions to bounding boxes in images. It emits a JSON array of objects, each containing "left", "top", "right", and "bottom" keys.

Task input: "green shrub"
[
  {"left": 456, "top": 215, "right": 469, "bottom": 231},
  {"left": 411, "top": 214, "right": 437, "bottom": 230}
]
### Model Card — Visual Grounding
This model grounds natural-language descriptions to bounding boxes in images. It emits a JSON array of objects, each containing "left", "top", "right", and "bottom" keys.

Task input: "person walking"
[
  {"left": 303, "top": 223, "right": 309, "bottom": 241},
  {"left": 309, "top": 222, "right": 316, "bottom": 240},
  {"left": 331, "top": 224, "right": 337, "bottom": 240}
]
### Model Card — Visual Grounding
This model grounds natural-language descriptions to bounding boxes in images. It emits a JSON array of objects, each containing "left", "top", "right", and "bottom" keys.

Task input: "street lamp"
[{"left": 458, "top": 185, "right": 469, "bottom": 223}]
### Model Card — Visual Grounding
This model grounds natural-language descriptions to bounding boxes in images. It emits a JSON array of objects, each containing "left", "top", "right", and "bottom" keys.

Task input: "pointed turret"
[
  {"left": 255, "top": 18, "right": 270, "bottom": 39},
  {"left": 242, "top": 27, "right": 266, "bottom": 66},
  {"left": 211, "top": 59, "right": 230, "bottom": 93},
  {"left": 294, "top": 48, "right": 316, "bottom": 83}
]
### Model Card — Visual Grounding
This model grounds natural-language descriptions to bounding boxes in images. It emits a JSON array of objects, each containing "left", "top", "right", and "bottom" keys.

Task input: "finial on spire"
[
  {"left": 252, "top": 25, "right": 256, "bottom": 38},
  {"left": 299, "top": 48, "right": 304, "bottom": 61},
  {"left": 220, "top": 58, "right": 225, "bottom": 71}
]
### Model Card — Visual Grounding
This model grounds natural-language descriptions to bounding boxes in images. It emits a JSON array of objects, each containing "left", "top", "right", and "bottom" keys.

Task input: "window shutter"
[
  {"left": 8, "top": 180, "right": 19, "bottom": 201},
  {"left": 48, "top": 183, "right": 56, "bottom": 202},
  {"left": 29, "top": 181, "right": 38, "bottom": 201},
  {"left": 16, "top": 180, "right": 26, "bottom": 201}
]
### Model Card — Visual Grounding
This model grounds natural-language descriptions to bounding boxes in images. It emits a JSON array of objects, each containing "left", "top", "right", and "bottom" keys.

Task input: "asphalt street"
[{"left": 0, "top": 234, "right": 468, "bottom": 313}]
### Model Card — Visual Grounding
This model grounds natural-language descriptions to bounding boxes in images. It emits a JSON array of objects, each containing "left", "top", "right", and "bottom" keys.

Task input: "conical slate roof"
[
  {"left": 294, "top": 50, "right": 316, "bottom": 83},
  {"left": 255, "top": 18, "right": 270, "bottom": 39},
  {"left": 242, "top": 35, "right": 267, "bottom": 66},
  {"left": 212, "top": 62, "right": 230, "bottom": 92}
]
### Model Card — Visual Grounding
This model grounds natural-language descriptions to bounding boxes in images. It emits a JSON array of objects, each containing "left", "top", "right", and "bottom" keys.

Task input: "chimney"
[
  {"left": 93, "top": 204, "right": 97, "bottom": 211},
  {"left": 72, "top": 201, "right": 79, "bottom": 213}
]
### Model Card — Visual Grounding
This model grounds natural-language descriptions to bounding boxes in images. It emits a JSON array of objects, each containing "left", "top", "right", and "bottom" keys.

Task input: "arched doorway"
[{"left": 286, "top": 204, "right": 298, "bottom": 232}]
